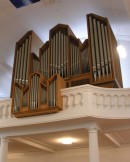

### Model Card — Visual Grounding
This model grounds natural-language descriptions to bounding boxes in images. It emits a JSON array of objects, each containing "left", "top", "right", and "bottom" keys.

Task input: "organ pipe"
[{"left": 89, "top": 16, "right": 97, "bottom": 81}]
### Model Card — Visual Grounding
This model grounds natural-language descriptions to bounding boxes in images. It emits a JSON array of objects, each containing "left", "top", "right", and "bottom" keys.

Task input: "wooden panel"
[
  {"left": 107, "top": 22, "right": 123, "bottom": 88},
  {"left": 80, "top": 39, "right": 90, "bottom": 74}
]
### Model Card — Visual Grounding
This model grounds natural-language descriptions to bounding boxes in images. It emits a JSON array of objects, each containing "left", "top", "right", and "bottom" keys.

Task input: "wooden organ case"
[{"left": 11, "top": 13, "right": 123, "bottom": 118}]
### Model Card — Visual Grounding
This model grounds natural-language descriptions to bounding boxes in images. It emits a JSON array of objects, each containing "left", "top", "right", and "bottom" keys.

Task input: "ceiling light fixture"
[
  {"left": 58, "top": 138, "right": 77, "bottom": 145},
  {"left": 117, "top": 44, "right": 127, "bottom": 58}
]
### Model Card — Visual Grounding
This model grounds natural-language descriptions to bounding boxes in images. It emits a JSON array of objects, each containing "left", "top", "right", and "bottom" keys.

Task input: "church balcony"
[{"left": 0, "top": 84, "right": 130, "bottom": 130}]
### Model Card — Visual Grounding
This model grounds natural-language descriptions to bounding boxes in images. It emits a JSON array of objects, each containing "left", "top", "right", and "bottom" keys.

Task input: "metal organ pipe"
[
  {"left": 104, "top": 26, "right": 112, "bottom": 76},
  {"left": 97, "top": 21, "right": 105, "bottom": 78},
  {"left": 72, "top": 43, "right": 74, "bottom": 76},
  {"left": 89, "top": 16, "right": 97, "bottom": 81},
  {"left": 46, "top": 49, "right": 49, "bottom": 78},
  {"left": 29, "top": 74, "right": 39, "bottom": 110},
  {"left": 76, "top": 46, "right": 78, "bottom": 75},
  {"left": 14, "top": 86, "right": 21, "bottom": 112},
  {"left": 66, "top": 35, "right": 68, "bottom": 78},
  {"left": 60, "top": 32, "right": 62, "bottom": 77},
  {"left": 93, "top": 18, "right": 101, "bottom": 79},
  {"left": 17, "top": 47, "right": 22, "bottom": 83},
  {"left": 26, "top": 35, "right": 32, "bottom": 84},
  {"left": 30, "top": 76, "right": 34, "bottom": 109},
  {"left": 50, "top": 38, "right": 53, "bottom": 77},
  {"left": 23, "top": 38, "right": 29, "bottom": 84},
  {"left": 58, "top": 31, "right": 61, "bottom": 75},
  {"left": 63, "top": 34, "right": 66, "bottom": 78},
  {"left": 101, "top": 23, "right": 109, "bottom": 77},
  {"left": 21, "top": 43, "right": 25, "bottom": 84}
]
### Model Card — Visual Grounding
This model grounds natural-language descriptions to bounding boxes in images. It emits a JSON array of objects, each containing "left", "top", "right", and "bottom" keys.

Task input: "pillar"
[
  {"left": 88, "top": 127, "right": 100, "bottom": 162},
  {"left": 0, "top": 137, "right": 8, "bottom": 162}
]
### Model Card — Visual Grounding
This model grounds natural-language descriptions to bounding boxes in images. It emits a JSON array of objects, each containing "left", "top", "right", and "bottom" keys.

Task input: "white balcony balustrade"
[
  {"left": 0, "top": 98, "right": 12, "bottom": 119},
  {"left": 0, "top": 85, "right": 130, "bottom": 129}
]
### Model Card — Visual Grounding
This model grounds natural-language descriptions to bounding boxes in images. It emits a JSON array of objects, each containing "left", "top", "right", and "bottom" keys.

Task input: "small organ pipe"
[
  {"left": 101, "top": 23, "right": 109, "bottom": 77},
  {"left": 76, "top": 46, "right": 79, "bottom": 74},
  {"left": 58, "top": 31, "right": 61, "bottom": 75},
  {"left": 20, "top": 43, "right": 25, "bottom": 84},
  {"left": 50, "top": 38, "right": 53, "bottom": 77},
  {"left": 46, "top": 49, "right": 48, "bottom": 78},
  {"left": 35, "top": 75, "right": 39, "bottom": 109},
  {"left": 55, "top": 33, "right": 58, "bottom": 74},
  {"left": 34, "top": 75, "right": 36, "bottom": 109},
  {"left": 23, "top": 39, "right": 29, "bottom": 84},
  {"left": 30, "top": 77, "right": 33, "bottom": 110},
  {"left": 63, "top": 34, "right": 66, "bottom": 77},
  {"left": 45, "top": 50, "right": 47, "bottom": 77},
  {"left": 76, "top": 46, "right": 78, "bottom": 75},
  {"left": 53, "top": 80, "right": 56, "bottom": 106},
  {"left": 72, "top": 44, "right": 75, "bottom": 75},
  {"left": 47, "top": 48, "right": 49, "bottom": 78},
  {"left": 105, "top": 26, "right": 112, "bottom": 76},
  {"left": 66, "top": 35, "right": 68, "bottom": 77},
  {"left": 61, "top": 33, "right": 64, "bottom": 78},
  {"left": 70, "top": 43, "right": 73, "bottom": 76}
]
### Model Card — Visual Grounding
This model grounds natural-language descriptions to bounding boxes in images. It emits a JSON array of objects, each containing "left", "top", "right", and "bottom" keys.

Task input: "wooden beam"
[
  {"left": 12, "top": 137, "right": 55, "bottom": 152},
  {"left": 104, "top": 133, "right": 121, "bottom": 148}
]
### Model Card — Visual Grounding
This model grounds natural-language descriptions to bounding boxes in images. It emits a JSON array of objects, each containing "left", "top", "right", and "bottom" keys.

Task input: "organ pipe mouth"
[{"left": 117, "top": 44, "right": 127, "bottom": 59}]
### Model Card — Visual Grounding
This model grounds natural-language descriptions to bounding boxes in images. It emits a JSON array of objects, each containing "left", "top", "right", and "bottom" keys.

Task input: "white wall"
[
  {"left": 8, "top": 145, "right": 130, "bottom": 162},
  {"left": 120, "top": 40, "right": 130, "bottom": 88}
]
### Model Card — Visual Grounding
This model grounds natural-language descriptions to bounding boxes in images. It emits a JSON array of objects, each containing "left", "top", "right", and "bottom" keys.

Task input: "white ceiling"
[
  {"left": 0, "top": 0, "right": 130, "bottom": 98},
  {"left": 8, "top": 126, "right": 130, "bottom": 154}
]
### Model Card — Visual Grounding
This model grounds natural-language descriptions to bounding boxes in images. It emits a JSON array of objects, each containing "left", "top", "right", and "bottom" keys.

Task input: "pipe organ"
[{"left": 11, "top": 13, "right": 123, "bottom": 118}]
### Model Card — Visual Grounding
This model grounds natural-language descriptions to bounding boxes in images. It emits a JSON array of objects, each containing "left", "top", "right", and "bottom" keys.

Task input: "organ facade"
[{"left": 10, "top": 13, "right": 123, "bottom": 117}]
